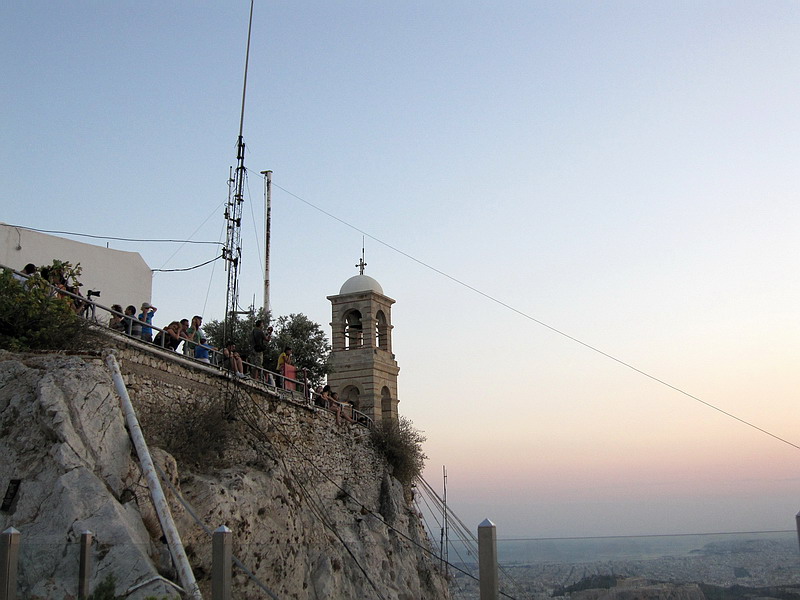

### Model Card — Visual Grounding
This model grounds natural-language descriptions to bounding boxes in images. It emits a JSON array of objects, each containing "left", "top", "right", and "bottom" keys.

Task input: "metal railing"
[{"left": 2, "top": 265, "right": 373, "bottom": 429}]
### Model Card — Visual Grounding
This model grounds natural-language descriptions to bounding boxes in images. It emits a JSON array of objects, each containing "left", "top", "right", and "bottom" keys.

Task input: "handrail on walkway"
[{"left": 3, "top": 264, "right": 373, "bottom": 429}]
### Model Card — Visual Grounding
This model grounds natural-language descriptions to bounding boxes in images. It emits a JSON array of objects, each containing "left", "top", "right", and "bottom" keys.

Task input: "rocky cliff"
[{"left": 0, "top": 349, "right": 448, "bottom": 599}]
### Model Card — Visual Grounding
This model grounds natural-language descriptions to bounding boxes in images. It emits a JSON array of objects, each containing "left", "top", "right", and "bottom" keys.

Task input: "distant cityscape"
[{"left": 448, "top": 532, "right": 800, "bottom": 599}]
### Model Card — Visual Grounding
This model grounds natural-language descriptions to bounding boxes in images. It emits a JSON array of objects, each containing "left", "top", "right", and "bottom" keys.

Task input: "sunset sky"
[{"left": 3, "top": 2, "right": 799, "bottom": 539}]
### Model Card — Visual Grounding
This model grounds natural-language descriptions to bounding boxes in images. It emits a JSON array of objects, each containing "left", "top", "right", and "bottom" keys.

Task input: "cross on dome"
[{"left": 355, "top": 242, "right": 367, "bottom": 275}]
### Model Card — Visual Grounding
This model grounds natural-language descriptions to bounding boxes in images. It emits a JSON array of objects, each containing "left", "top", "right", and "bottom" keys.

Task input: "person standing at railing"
[
  {"left": 250, "top": 320, "right": 272, "bottom": 381},
  {"left": 193, "top": 337, "right": 214, "bottom": 364},
  {"left": 109, "top": 305, "right": 126, "bottom": 331},
  {"left": 138, "top": 302, "right": 157, "bottom": 342},
  {"left": 154, "top": 321, "right": 182, "bottom": 351},
  {"left": 184, "top": 315, "right": 203, "bottom": 357},
  {"left": 177, "top": 319, "right": 192, "bottom": 353},
  {"left": 12, "top": 263, "right": 36, "bottom": 283},
  {"left": 124, "top": 305, "right": 141, "bottom": 338},
  {"left": 277, "top": 346, "right": 293, "bottom": 389}
]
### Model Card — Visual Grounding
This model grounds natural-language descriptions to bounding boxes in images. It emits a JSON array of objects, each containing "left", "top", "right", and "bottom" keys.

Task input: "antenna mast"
[
  {"left": 223, "top": 0, "right": 255, "bottom": 342},
  {"left": 261, "top": 169, "right": 272, "bottom": 320}
]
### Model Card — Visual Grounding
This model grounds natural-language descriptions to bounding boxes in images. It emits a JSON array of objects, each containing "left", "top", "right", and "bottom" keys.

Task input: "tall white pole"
[
  {"left": 105, "top": 354, "right": 203, "bottom": 600},
  {"left": 261, "top": 170, "right": 272, "bottom": 319}
]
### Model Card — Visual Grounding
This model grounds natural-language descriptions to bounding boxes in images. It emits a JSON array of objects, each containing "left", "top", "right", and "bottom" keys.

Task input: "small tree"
[
  {"left": 202, "top": 308, "right": 269, "bottom": 359},
  {"left": 204, "top": 310, "right": 331, "bottom": 387},
  {"left": 271, "top": 313, "right": 331, "bottom": 388}
]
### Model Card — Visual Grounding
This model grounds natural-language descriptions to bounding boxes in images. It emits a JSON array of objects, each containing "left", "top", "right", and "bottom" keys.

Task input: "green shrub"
[
  {"left": 88, "top": 573, "right": 119, "bottom": 600},
  {"left": 371, "top": 416, "right": 427, "bottom": 487},
  {"left": 0, "top": 263, "right": 89, "bottom": 351}
]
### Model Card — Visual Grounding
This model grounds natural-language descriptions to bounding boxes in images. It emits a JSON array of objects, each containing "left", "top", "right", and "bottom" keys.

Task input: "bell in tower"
[{"left": 327, "top": 257, "right": 399, "bottom": 425}]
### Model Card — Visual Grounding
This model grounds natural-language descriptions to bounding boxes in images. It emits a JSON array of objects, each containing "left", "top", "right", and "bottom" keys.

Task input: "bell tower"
[{"left": 327, "top": 258, "right": 399, "bottom": 425}]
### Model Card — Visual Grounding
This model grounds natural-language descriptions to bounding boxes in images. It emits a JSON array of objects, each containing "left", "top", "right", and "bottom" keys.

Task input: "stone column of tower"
[{"left": 327, "top": 273, "right": 400, "bottom": 425}]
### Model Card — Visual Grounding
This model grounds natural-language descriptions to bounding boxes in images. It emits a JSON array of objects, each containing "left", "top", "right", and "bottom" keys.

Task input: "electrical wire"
[
  {"left": 418, "top": 477, "right": 526, "bottom": 599},
  {"left": 269, "top": 180, "right": 800, "bottom": 454},
  {"left": 202, "top": 220, "right": 227, "bottom": 317},
  {"left": 497, "top": 529, "right": 795, "bottom": 542},
  {"left": 234, "top": 390, "right": 525, "bottom": 598},
  {"left": 151, "top": 255, "right": 223, "bottom": 272},
  {"left": 234, "top": 394, "right": 390, "bottom": 600},
  {"left": 152, "top": 463, "right": 281, "bottom": 600},
  {"left": 245, "top": 168, "right": 264, "bottom": 274},
  {"left": 236, "top": 394, "right": 494, "bottom": 597},
  {"left": 158, "top": 202, "right": 225, "bottom": 270},
  {"left": 2, "top": 223, "right": 223, "bottom": 245}
]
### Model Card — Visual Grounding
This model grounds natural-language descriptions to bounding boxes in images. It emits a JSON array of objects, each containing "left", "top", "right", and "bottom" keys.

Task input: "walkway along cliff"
[{"left": 0, "top": 337, "right": 449, "bottom": 599}]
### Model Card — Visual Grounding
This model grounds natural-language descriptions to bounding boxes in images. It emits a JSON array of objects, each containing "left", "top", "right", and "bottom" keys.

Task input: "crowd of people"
[
  {"left": 10, "top": 262, "right": 362, "bottom": 427},
  {"left": 105, "top": 303, "right": 310, "bottom": 396}
]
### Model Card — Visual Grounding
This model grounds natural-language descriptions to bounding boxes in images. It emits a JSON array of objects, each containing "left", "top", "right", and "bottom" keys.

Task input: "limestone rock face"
[
  {"left": 0, "top": 351, "right": 448, "bottom": 599},
  {"left": 0, "top": 351, "right": 176, "bottom": 599}
]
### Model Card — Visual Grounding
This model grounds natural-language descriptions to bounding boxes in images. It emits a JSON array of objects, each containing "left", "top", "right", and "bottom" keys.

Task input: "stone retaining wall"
[{"left": 110, "top": 342, "right": 384, "bottom": 514}]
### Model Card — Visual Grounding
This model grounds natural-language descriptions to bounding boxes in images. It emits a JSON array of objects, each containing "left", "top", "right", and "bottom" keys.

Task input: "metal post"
[
  {"left": 212, "top": 526, "right": 232, "bottom": 600},
  {"left": 795, "top": 511, "right": 800, "bottom": 553},
  {"left": 105, "top": 354, "right": 203, "bottom": 600},
  {"left": 261, "top": 169, "right": 272, "bottom": 320},
  {"left": 1, "top": 527, "right": 20, "bottom": 600},
  {"left": 478, "top": 519, "right": 498, "bottom": 600},
  {"left": 78, "top": 531, "right": 93, "bottom": 600}
]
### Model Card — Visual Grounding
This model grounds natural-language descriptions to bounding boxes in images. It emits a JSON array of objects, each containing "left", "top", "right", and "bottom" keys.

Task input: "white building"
[{"left": 1, "top": 223, "right": 152, "bottom": 321}]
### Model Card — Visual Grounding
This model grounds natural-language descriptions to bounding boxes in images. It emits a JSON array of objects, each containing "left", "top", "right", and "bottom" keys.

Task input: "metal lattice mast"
[{"left": 222, "top": 0, "right": 254, "bottom": 343}]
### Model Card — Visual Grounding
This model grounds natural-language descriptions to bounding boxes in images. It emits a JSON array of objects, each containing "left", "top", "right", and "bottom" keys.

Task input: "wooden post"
[
  {"left": 78, "top": 531, "right": 93, "bottom": 600},
  {"left": 212, "top": 526, "right": 232, "bottom": 600},
  {"left": 478, "top": 519, "right": 498, "bottom": 600},
  {"left": 1, "top": 527, "right": 20, "bottom": 600}
]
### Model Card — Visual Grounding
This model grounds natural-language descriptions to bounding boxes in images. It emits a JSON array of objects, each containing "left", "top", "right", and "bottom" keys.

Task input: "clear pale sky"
[{"left": 3, "top": 2, "right": 799, "bottom": 539}]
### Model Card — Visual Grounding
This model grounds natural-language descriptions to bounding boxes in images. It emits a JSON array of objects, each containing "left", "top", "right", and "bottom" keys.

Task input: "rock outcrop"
[{"left": 0, "top": 350, "right": 448, "bottom": 599}]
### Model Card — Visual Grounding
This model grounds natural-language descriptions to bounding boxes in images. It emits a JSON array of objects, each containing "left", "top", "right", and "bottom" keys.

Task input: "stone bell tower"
[{"left": 327, "top": 259, "right": 399, "bottom": 425}]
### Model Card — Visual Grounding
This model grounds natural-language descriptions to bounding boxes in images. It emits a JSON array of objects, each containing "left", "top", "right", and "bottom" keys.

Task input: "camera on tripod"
[{"left": 87, "top": 290, "right": 101, "bottom": 298}]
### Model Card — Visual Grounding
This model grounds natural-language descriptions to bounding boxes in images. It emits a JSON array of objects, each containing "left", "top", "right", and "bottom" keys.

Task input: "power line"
[
  {"left": 235, "top": 395, "right": 390, "bottom": 600},
  {"left": 153, "top": 463, "right": 281, "bottom": 600},
  {"left": 235, "top": 393, "right": 498, "bottom": 598},
  {"left": 158, "top": 202, "right": 226, "bottom": 270},
  {"left": 496, "top": 529, "right": 795, "bottom": 542},
  {"left": 152, "top": 255, "right": 223, "bottom": 272},
  {"left": 270, "top": 181, "right": 800, "bottom": 454},
  {"left": 3, "top": 223, "right": 223, "bottom": 245}
]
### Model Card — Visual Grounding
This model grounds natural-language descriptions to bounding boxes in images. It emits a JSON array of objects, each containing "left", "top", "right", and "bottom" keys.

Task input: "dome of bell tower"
[{"left": 339, "top": 274, "right": 384, "bottom": 296}]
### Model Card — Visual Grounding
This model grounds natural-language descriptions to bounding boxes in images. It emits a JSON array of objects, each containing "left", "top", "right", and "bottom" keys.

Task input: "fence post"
[
  {"left": 1, "top": 527, "right": 20, "bottom": 600},
  {"left": 478, "top": 519, "right": 498, "bottom": 600},
  {"left": 212, "top": 526, "right": 232, "bottom": 600},
  {"left": 78, "top": 531, "right": 93, "bottom": 600},
  {"left": 795, "top": 511, "right": 800, "bottom": 553}
]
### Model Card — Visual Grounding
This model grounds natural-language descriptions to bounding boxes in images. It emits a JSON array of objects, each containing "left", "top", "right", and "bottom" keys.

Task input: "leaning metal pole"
[
  {"left": 222, "top": 0, "right": 255, "bottom": 343},
  {"left": 105, "top": 354, "right": 202, "bottom": 600}
]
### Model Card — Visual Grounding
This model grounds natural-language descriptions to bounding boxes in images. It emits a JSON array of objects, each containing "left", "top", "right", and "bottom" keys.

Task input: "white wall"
[{"left": 1, "top": 223, "right": 152, "bottom": 322}]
